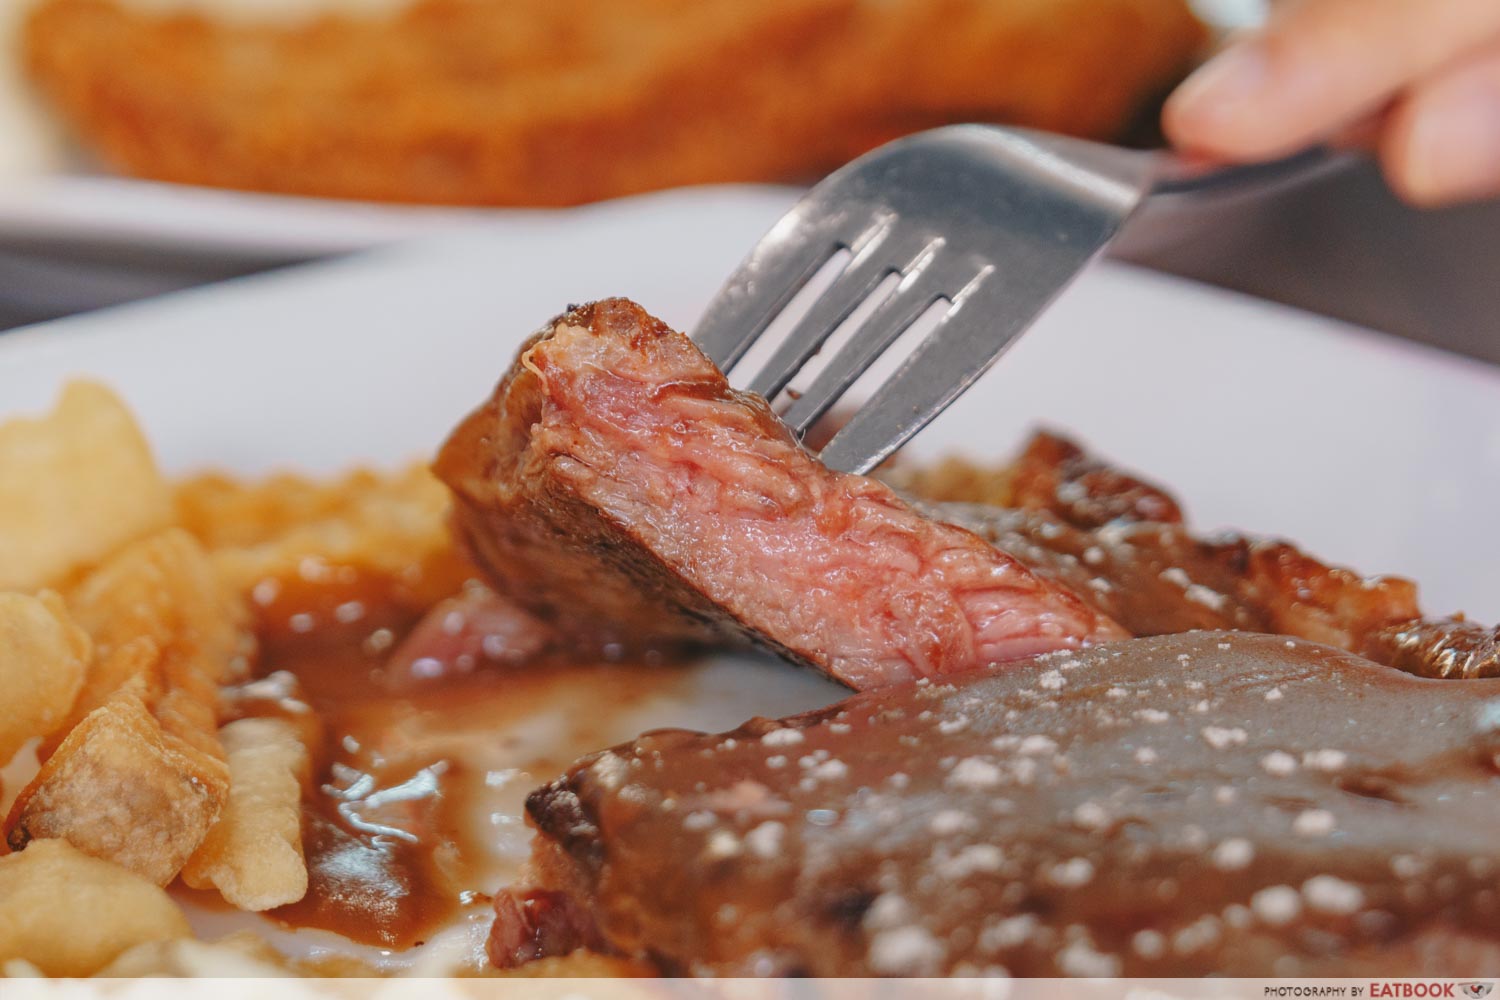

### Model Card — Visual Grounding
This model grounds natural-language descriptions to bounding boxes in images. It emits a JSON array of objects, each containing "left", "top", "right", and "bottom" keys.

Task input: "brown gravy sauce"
[{"left": 226, "top": 582, "right": 694, "bottom": 951}]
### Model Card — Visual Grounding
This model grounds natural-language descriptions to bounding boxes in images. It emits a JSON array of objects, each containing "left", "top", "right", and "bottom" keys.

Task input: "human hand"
[{"left": 1164, "top": 0, "right": 1500, "bottom": 206}]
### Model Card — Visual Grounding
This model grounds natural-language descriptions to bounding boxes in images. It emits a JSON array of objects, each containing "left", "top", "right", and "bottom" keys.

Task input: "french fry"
[
  {"left": 38, "top": 635, "right": 160, "bottom": 760},
  {"left": 0, "top": 382, "right": 171, "bottom": 592},
  {"left": 182, "top": 717, "right": 310, "bottom": 911},
  {"left": 52, "top": 528, "right": 251, "bottom": 757},
  {"left": 5, "top": 689, "right": 228, "bottom": 886},
  {"left": 0, "top": 838, "right": 190, "bottom": 976},
  {"left": 174, "top": 464, "right": 471, "bottom": 619},
  {"left": 0, "top": 592, "right": 90, "bottom": 766},
  {"left": 5, "top": 529, "right": 259, "bottom": 889},
  {"left": 67, "top": 527, "right": 251, "bottom": 689}
]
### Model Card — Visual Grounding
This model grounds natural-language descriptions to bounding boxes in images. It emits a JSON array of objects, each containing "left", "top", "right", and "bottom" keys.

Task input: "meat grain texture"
[{"left": 436, "top": 298, "right": 1124, "bottom": 689}]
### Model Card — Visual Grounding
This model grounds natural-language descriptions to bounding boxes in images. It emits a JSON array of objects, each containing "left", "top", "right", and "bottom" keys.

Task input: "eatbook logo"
[{"left": 1460, "top": 984, "right": 1495, "bottom": 1000}]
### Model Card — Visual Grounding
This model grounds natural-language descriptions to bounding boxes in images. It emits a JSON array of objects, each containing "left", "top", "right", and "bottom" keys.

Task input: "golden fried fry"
[
  {"left": 0, "top": 382, "right": 170, "bottom": 592},
  {"left": 0, "top": 592, "right": 90, "bottom": 765},
  {"left": 68, "top": 527, "right": 250, "bottom": 682},
  {"left": 175, "top": 464, "right": 471, "bottom": 622},
  {"left": 8, "top": 531, "right": 261, "bottom": 886},
  {"left": 182, "top": 717, "right": 310, "bottom": 911},
  {"left": 58, "top": 528, "right": 252, "bottom": 755},
  {"left": 96, "top": 932, "right": 294, "bottom": 977},
  {"left": 40, "top": 635, "right": 159, "bottom": 759},
  {"left": 5, "top": 690, "right": 229, "bottom": 885},
  {"left": 0, "top": 839, "right": 190, "bottom": 976}
]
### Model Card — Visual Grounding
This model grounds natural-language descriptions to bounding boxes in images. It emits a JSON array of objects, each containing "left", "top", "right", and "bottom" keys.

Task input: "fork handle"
[
  {"left": 1009, "top": 128, "right": 1353, "bottom": 202},
  {"left": 1151, "top": 146, "right": 1354, "bottom": 197}
]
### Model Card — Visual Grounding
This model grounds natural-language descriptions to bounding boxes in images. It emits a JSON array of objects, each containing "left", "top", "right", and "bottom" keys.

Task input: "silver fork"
[{"left": 693, "top": 125, "right": 1336, "bottom": 474}]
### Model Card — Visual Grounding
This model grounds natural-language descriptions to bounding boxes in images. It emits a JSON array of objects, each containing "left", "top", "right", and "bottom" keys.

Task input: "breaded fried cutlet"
[{"left": 23, "top": 0, "right": 1205, "bottom": 206}]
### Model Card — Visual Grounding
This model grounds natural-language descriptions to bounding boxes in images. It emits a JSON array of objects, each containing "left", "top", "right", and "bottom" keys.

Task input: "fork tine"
[
  {"left": 692, "top": 213, "right": 843, "bottom": 370},
  {"left": 743, "top": 230, "right": 920, "bottom": 400},
  {"left": 780, "top": 248, "right": 954, "bottom": 436},
  {"left": 698, "top": 125, "right": 1167, "bottom": 472},
  {"left": 817, "top": 267, "right": 1037, "bottom": 475}
]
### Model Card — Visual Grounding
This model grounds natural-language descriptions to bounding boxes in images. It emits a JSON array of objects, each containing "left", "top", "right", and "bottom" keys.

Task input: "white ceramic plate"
[{"left": 2, "top": 184, "right": 1496, "bottom": 968}]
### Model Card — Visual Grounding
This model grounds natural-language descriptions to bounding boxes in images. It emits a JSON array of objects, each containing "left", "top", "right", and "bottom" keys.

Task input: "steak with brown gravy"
[{"left": 502, "top": 631, "right": 1500, "bottom": 976}]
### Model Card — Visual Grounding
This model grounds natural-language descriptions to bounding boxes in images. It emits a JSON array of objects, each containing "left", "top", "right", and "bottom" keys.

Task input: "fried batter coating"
[
  {"left": 0, "top": 382, "right": 170, "bottom": 592},
  {"left": 174, "top": 464, "right": 471, "bottom": 629},
  {"left": 0, "top": 839, "right": 191, "bottom": 976},
  {"left": 6, "top": 531, "right": 251, "bottom": 884},
  {"left": 23, "top": 0, "right": 1204, "bottom": 205},
  {"left": 57, "top": 528, "right": 252, "bottom": 755},
  {"left": 0, "top": 592, "right": 90, "bottom": 766},
  {"left": 5, "top": 690, "right": 229, "bottom": 886}
]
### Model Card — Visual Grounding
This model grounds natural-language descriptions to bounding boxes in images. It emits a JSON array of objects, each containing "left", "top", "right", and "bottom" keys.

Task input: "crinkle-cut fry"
[
  {"left": 96, "top": 932, "right": 294, "bottom": 977},
  {"left": 38, "top": 635, "right": 161, "bottom": 760},
  {"left": 0, "top": 381, "right": 171, "bottom": 592},
  {"left": 174, "top": 463, "right": 471, "bottom": 613},
  {"left": 0, "top": 592, "right": 90, "bottom": 766},
  {"left": 5, "top": 689, "right": 228, "bottom": 886},
  {"left": 0, "top": 838, "right": 191, "bottom": 976},
  {"left": 67, "top": 527, "right": 251, "bottom": 684},
  {"left": 54, "top": 528, "right": 252, "bottom": 758},
  {"left": 182, "top": 717, "right": 310, "bottom": 911}
]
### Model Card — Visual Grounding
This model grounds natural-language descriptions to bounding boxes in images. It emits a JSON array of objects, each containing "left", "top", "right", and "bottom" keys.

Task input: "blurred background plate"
[
  {"left": 2, "top": 0, "right": 1497, "bottom": 369},
  {"left": 0, "top": 0, "right": 1262, "bottom": 258}
]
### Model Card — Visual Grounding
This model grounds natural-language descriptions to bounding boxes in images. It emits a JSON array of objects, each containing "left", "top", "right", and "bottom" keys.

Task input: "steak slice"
[
  {"left": 905, "top": 432, "right": 1497, "bottom": 680},
  {"left": 507, "top": 631, "right": 1500, "bottom": 976},
  {"left": 937, "top": 503, "right": 1424, "bottom": 655},
  {"left": 435, "top": 298, "right": 1124, "bottom": 689}
]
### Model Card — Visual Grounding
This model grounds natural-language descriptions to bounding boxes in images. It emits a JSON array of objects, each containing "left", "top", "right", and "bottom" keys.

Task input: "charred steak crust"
[
  {"left": 520, "top": 632, "right": 1500, "bottom": 977},
  {"left": 889, "top": 429, "right": 1186, "bottom": 529},
  {"left": 1009, "top": 429, "right": 1185, "bottom": 528},
  {"left": 436, "top": 298, "right": 1124, "bottom": 688},
  {"left": 1364, "top": 617, "right": 1500, "bottom": 680},
  {"left": 912, "top": 431, "right": 1496, "bottom": 680}
]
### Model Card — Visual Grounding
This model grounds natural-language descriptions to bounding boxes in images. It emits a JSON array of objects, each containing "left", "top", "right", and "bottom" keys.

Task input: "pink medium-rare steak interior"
[{"left": 436, "top": 298, "right": 1124, "bottom": 688}]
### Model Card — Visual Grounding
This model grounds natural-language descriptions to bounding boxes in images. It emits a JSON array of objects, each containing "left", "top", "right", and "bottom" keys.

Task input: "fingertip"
[
  {"left": 1163, "top": 43, "right": 1272, "bottom": 159},
  {"left": 1380, "top": 67, "right": 1500, "bottom": 208},
  {"left": 1163, "top": 40, "right": 1324, "bottom": 162},
  {"left": 1379, "top": 103, "right": 1443, "bottom": 207}
]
